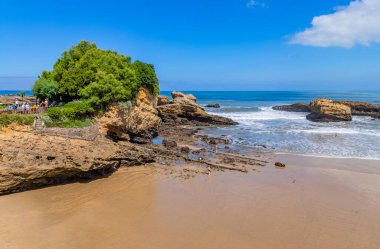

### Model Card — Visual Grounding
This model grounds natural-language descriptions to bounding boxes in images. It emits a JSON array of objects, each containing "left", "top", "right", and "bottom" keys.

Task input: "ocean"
[
  {"left": 0, "top": 90, "right": 33, "bottom": 96},
  {"left": 162, "top": 91, "right": 380, "bottom": 160}
]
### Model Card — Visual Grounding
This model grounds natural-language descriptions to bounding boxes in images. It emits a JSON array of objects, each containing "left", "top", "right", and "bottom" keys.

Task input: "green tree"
[
  {"left": 49, "top": 41, "right": 138, "bottom": 101},
  {"left": 132, "top": 61, "right": 159, "bottom": 96},
  {"left": 33, "top": 40, "right": 159, "bottom": 109},
  {"left": 32, "top": 78, "right": 59, "bottom": 101},
  {"left": 80, "top": 73, "right": 132, "bottom": 110}
]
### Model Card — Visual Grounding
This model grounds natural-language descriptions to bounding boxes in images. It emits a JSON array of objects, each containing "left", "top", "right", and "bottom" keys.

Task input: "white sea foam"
[
  {"left": 292, "top": 128, "right": 380, "bottom": 137},
  {"left": 211, "top": 107, "right": 305, "bottom": 122},
  {"left": 205, "top": 105, "right": 380, "bottom": 160}
]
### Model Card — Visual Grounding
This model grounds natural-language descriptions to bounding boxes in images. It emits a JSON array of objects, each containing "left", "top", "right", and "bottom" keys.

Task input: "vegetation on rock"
[
  {"left": 44, "top": 100, "right": 95, "bottom": 128},
  {"left": 33, "top": 41, "right": 159, "bottom": 109},
  {"left": 28, "top": 41, "right": 160, "bottom": 128}
]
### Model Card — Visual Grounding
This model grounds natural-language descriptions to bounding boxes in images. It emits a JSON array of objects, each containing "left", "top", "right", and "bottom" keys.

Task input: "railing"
[{"left": 0, "top": 106, "right": 47, "bottom": 115}]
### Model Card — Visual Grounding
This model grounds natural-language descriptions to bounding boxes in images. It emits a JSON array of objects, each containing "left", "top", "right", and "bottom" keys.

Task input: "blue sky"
[{"left": 0, "top": 0, "right": 379, "bottom": 90}]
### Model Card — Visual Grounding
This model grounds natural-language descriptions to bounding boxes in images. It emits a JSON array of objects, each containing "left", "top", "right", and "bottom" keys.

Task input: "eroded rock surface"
[
  {"left": 157, "top": 91, "right": 237, "bottom": 125},
  {"left": 335, "top": 101, "right": 380, "bottom": 118},
  {"left": 99, "top": 88, "right": 161, "bottom": 142},
  {"left": 307, "top": 98, "right": 352, "bottom": 122},
  {"left": 0, "top": 128, "right": 156, "bottom": 195},
  {"left": 272, "top": 103, "right": 310, "bottom": 112},
  {"left": 171, "top": 91, "right": 199, "bottom": 108},
  {"left": 157, "top": 96, "right": 172, "bottom": 106},
  {"left": 273, "top": 98, "right": 380, "bottom": 122}
]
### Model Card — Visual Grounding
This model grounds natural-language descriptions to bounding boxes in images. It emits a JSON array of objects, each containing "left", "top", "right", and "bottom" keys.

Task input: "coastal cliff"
[
  {"left": 0, "top": 90, "right": 238, "bottom": 195},
  {"left": 99, "top": 88, "right": 161, "bottom": 143},
  {"left": 0, "top": 127, "right": 156, "bottom": 195}
]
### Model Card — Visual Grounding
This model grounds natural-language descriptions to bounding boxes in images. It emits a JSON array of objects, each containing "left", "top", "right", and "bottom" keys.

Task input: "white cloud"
[
  {"left": 290, "top": 0, "right": 380, "bottom": 48},
  {"left": 246, "top": 0, "right": 265, "bottom": 9}
]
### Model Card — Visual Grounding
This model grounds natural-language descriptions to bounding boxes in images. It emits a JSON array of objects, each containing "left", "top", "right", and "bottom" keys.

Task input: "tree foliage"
[
  {"left": 33, "top": 41, "right": 159, "bottom": 109},
  {"left": 132, "top": 61, "right": 159, "bottom": 96},
  {"left": 80, "top": 73, "right": 132, "bottom": 110},
  {"left": 32, "top": 78, "right": 59, "bottom": 100}
]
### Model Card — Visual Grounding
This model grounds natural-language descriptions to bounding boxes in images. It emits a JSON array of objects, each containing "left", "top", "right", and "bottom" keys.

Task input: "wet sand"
[{"left": 0, "top": 155, "right": 380, "bottom": 249}]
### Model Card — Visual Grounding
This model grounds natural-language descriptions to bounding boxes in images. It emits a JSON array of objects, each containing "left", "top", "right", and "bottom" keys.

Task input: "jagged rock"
[
  {"left": 192, "top": 148, "right": 206, "bottom": 155},
  {"left": 0, "top": 129, "right": 156, "bottom": 195},
  {"left": 129, "top": 136, "right": 151, "bottom": 144},
  {"left": 335, "top": 101, "right": 380, "bottom": 118},
  {"left": 205, "top": 103, "right": 221, "bottom": 108},
  {"left": 209, "top": 138, "right": 217, "bottom": 145},
  {"left": 163, "top": 139, "right": 177, "bottom": 148},
  {"left": 157, "top": 96, "right": 171, "bottom": 106},
  {"left": 172, "top": 91, "right": 202, "bottom": 109},
  {"left": 196, "top": 134, "right": 232, "bottom": 145},
  {"left": 272, "top": 103, "right": 310, "bottom": 112},
  {"left": 99, "top": 88, "right": 161, "bottom": 141},
  {"left": 274, "top": 99, "right": 380, "bottom": 120},
  {"left": 158, "top": 91, "right": 237, "bottom": 126},
  {"left": 307, "top": 98, "right": 352, "bottom": 122},
  {"left": 180, "top": 146, "right": 191, "bottom": 154},
  {"left": 158, "top": 103, "right": 237, "bottom": 125}
]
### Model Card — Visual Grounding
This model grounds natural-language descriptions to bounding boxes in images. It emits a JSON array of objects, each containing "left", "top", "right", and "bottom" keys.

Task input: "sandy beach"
[{"left": 0, "top": 154, "right": 379, "bottom": 249}]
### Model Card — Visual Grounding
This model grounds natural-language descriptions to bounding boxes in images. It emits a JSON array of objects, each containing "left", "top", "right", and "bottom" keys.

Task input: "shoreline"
[
  {"left": 1, "top": 103, "right": 380, "bottom": 248},
  {"left": 275, "top": 151, "right": 380, "bottom": 162},
  {"left": 274, "top": 153, "right": 380, "bottom": 175},
  {"left": 1, "top": 151, "right": 379, "bottom": 249}
]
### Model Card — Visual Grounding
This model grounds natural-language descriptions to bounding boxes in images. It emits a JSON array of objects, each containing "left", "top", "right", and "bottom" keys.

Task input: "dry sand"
[{"left": 0, "top": 154, "right": 380, "bottom": 249}]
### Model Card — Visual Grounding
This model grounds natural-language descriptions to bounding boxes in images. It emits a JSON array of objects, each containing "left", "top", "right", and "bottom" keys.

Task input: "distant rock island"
[{"left": 273, "top": 98, "right": 380, "bottom": 122}]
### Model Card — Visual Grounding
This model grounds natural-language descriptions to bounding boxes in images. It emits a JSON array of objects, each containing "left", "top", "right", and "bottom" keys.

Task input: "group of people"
[{"left": 6, "top": 99, "right": 49, "bottom": 114}]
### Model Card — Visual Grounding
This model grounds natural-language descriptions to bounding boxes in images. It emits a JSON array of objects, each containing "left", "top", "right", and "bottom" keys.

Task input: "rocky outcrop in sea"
[
  {"left": 157, "top": 91, "right": 237, "bottom": 125},
  {"left": 273, "top": 98, "right": 380, "bottom": 122}
]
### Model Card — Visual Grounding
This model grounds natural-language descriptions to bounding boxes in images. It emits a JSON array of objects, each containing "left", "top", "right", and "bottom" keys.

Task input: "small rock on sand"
[{"left": 275, "top": 162, "right": 286, "bottom": 168}]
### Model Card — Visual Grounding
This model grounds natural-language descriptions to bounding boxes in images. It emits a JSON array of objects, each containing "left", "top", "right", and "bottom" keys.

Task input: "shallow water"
[{"left": 162, "top": 91, "right": 380, "bottom": 160}]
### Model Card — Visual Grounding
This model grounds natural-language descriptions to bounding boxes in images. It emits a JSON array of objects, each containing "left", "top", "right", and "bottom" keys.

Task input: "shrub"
[
  {"left": 61, "top": 100, "right": 95, "bottom": 119},
  {"left": 44, "top": 100, "right": 95, "bottom": 128},
  {"left": 0, "top": 114, "right": 35, "bottom": 127},
  {"left": 46, "top": 107, "right": 62, "bottom": 121},
  {"left": 46, "top": 101, "right": 94, "bottom": 121},
  {"left": 42, "top": 115, "right": 92, "bottom": 128}
]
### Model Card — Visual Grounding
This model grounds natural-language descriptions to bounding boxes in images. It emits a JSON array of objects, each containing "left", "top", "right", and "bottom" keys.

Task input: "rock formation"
[
  {"left": 0, "top": 128, "right": 156, "bottom": 195},
  {"left": 99, "top": 88, "right": 161, "bottom": 143},
  {"left": 205, "top": 103, "right": 221, "bottom": 108},
  {"left": 171, "top": 91, "right": 198, "bottom": 107},
  {"left": 273, "top": 98, "right": 380, "bottom": 122},
  {"left": 272, "top": 103, "right": 310, "bottom": 112},
  {"left": 307, "top": 98, "right": 352, "bottom": 122},
  {"left": 334, "top": 101, "right": 380, "bottom": 118},
  {"left": 0, "top": 90, "right": 240, "bottom": 195},
  {"left": 157, "top": 96, "right": 172, "bottom": 106},
  {"left": 157, "top": 91, "right": 237, "bottom": 125}
]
